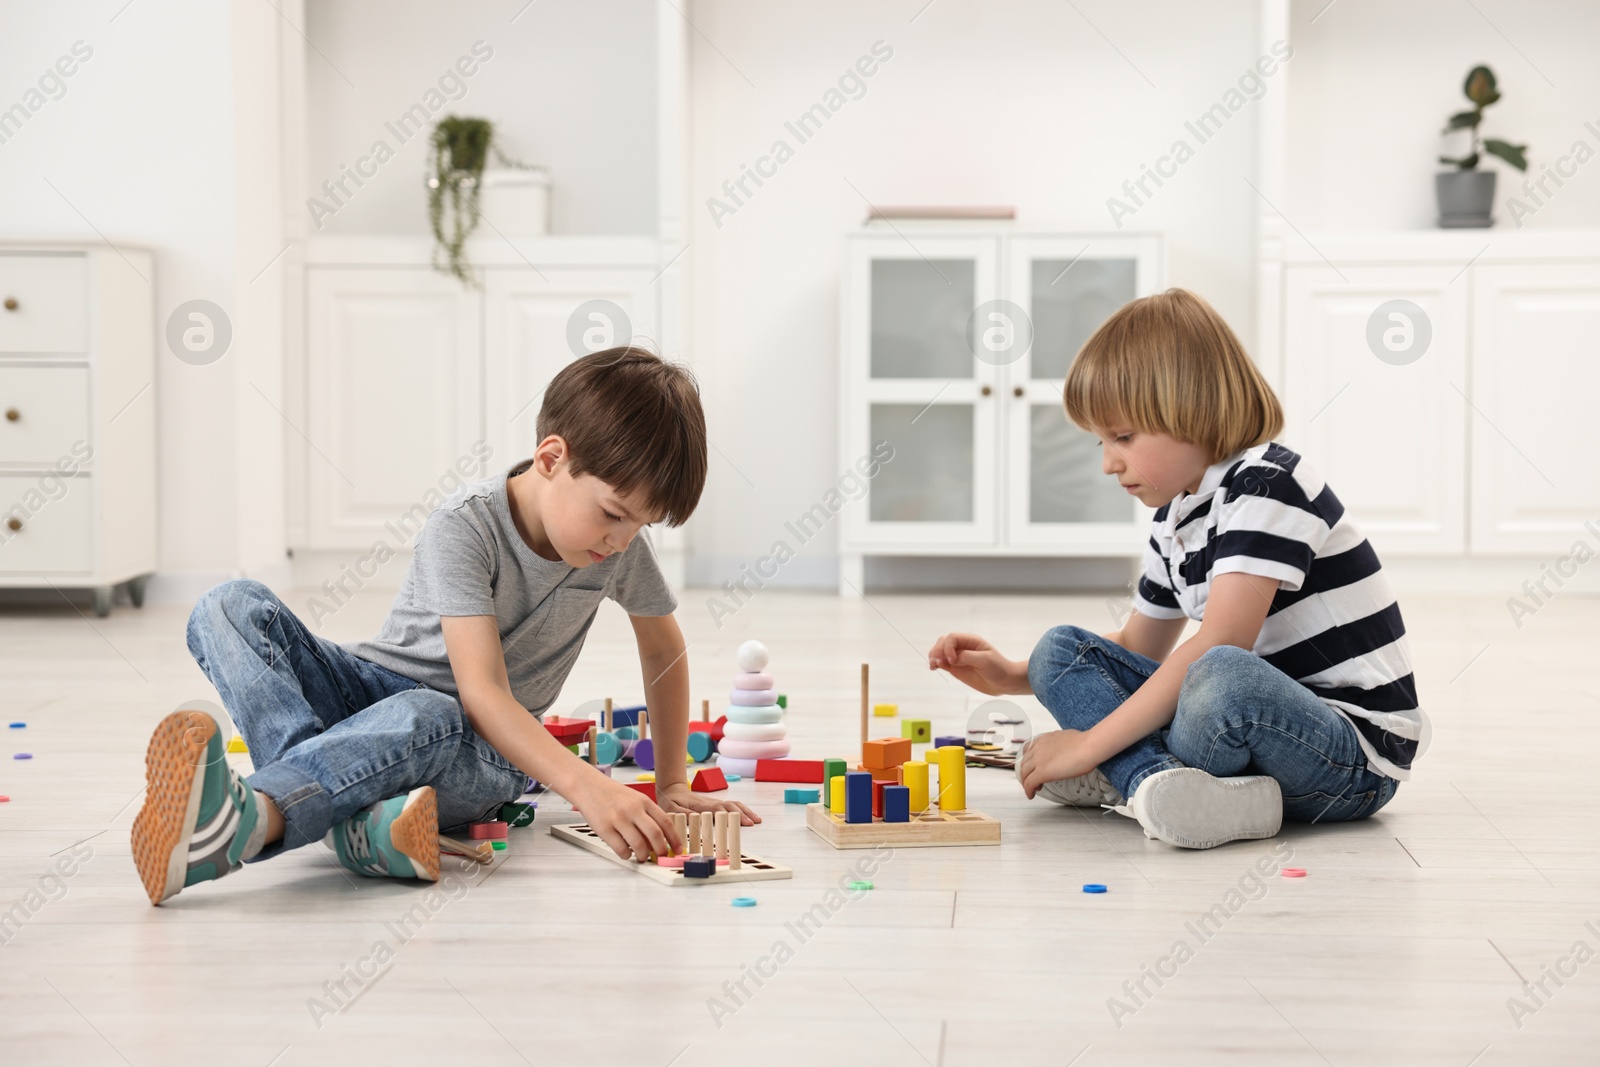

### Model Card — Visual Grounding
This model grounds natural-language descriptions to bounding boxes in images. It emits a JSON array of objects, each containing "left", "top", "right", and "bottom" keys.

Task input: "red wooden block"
[
  {"left": 712, "top": 715, "right": 727, "bottom": 742},
  {"left": 856, "top": 763, "right": 902, "bottom": 782},
  {"left": 625, "top": 781, "right": 657, "bottom": 802},
  {"left": 543, "top": 716, "right": 596, "bottom": 744},
  {"left": 862, "top": 738, "right": 912, "bottom": 771},
  {"left": 755, "top": 758, "right": 825, "bottom": 783},
  {"left": 468, "top": 821, "right": 508, "bottom": 840},
  {"left": 692, "top": 766, "right": 728, "bottom": 792},
  {"left": 871, "top": 779, "right": 888, "bottom": 818},
  {"left": 688, "top": 721, "right": 716, "bottom": 735}
]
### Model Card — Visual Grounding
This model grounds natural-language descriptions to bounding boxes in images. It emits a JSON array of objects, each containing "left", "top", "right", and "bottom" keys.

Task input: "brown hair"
[
  {"left": 1063, "top": 288, "right": 1283, "bottom": 464},
  {"left": 536, "top": 346, "right": 707, "bottom": 526}
]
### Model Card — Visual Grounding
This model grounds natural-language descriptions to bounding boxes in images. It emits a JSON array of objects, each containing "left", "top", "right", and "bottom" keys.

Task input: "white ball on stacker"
[{"left": 735, "top": 639, "right": 769, "bottom": 673}]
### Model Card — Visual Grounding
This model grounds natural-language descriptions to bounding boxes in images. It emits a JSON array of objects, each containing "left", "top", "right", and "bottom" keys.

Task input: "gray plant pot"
[{"left": 1436, "top": 170, "right": 1497, "bottom": 228}]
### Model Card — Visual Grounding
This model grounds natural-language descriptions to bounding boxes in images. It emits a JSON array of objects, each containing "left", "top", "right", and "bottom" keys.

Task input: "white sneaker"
[
  {"left": 1112, "top": 767, "right": 1282, "bottom": 849},
  {"left": 1014, "top": 747, "right": 1124, "bottom": 807}
]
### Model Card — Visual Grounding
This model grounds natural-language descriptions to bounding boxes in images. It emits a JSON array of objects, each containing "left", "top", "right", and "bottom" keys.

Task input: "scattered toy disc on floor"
[
  {"left": 635, "top": 772, "right": 655, "bottom": 782},
  {"left": 0, "top": 795, "right": 9, "bottom": 802},
  {"left": 724, "top": 774, "right": 741, "bottom": 782},
  {"left": 848, "top": 879, "right": 874, "bottom": 891},
  {"left": 13, "top": 753, "right": 31, "bottom": 760},
  {"left": 731, "top": 896, "right": 757, "bottom": 907},
  {"left": 1082, "top": 883, "right": 1107, "bottom": 894},
  {"left": 491, "top": 841, "right": 507, "bottom": 851},
  {"left": 1281, "top": 867, "right": 1307, "bottom": 878},
  {"left": 9, "top": 722, "right": 24, "bottom": 728}
]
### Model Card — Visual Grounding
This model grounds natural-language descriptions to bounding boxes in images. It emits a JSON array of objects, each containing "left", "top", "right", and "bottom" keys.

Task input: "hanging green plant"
[{"left": 428, "top": 116, "right": 495, "bottom": 286}]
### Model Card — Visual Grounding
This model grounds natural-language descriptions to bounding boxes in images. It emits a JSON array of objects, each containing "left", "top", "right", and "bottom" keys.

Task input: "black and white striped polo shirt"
[{"left": 1133, "top": 441, "right": 1423, "bottom": 779}]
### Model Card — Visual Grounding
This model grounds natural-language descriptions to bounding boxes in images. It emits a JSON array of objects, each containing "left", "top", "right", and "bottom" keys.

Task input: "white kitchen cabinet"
[
  {"left": 1280, "top": 265, "right": 1468, "bottom": 554},
  {"left": 0, "top": 244, "right": 157, "bottom": 615},
  {"left": 484, "top": 267, "right": 660, "bottom": 461},
  {"left": 1269, "top": 231, "right": 1600, "bottom": 560},
  {"left": 1470, "top": 262, "right": 1600, "bottom": 555},
  {"left": 838, "top": 230, "right": 1162, "bottom": 593},
  {"left": 304, "top": 268, "right": 483, "bottom": 550},
  {"left": 298, "top": 237, "right": 667, "bottom": 556}
]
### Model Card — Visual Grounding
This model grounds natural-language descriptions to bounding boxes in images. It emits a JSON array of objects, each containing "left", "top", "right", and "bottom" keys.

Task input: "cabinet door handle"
[
  {"left": 3, "top": 297, "right": 16, "bottom": 311},
  {"left": 1013, "top": 386, "right": 1024, "bottom": 398},
  {"left": 5, "top": 517, "right": 20, "bottom": 532},
  {"left": 4, "top": 408, "right": 18, "bottom": 422},
  {"left": 980, "top": 385, "right": 992, "bottom": 396}
]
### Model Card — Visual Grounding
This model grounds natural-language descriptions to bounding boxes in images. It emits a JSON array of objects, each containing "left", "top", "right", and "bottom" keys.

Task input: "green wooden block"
[
  {"left": 776, "top": 693, "right": 787, "bottom": 709},
  {"left": 822, "top": 757, "right": 847, "bottom": 799},
  {"left": 901, "top": 719, "right": 931, "bottom": 743},
  {"left": 499, "top": 802, "right": 538, "bottom": 827}
]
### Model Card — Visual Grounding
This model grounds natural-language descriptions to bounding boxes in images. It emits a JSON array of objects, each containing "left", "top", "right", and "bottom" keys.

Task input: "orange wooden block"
[
  {"left": 862, "top": 737, "right": 912, "bottom": 771},
  {"left": 855, "top": 763, "right": 902, "bottom": 782}
]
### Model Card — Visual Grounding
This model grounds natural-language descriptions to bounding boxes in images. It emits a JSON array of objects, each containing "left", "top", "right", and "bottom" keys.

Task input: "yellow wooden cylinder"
[
  {"left": 901, "top": 760, "right": 929, "bottom": 813},
  {"left": 829, "top": 774, "right": 846, "bottom": 814},
  {"left": 931, "top": 745, "right": 966, "bottom": 811}
]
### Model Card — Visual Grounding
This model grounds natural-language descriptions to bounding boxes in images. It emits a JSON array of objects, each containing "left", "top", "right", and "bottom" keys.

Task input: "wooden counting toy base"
[
  {"left": 551, "top": 823, "right": 793, "bottom": 886},
  {"left": 805, "top": 804, "right": 1001, "bottom": 849}
]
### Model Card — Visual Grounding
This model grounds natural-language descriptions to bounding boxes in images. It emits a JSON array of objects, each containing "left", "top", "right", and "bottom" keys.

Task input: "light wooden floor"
[{"left": 2, "top": 583, "right": 1598, "bottom": 1066}]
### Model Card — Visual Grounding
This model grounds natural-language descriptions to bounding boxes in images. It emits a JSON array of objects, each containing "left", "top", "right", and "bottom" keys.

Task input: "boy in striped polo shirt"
[{"left": 928, "top": 289, "right": 1422, "bottom": 849}]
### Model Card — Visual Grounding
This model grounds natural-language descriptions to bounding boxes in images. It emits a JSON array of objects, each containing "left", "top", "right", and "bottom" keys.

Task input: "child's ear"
[{"left": 532, "top": 434, "right": 569, "bottom": 477}]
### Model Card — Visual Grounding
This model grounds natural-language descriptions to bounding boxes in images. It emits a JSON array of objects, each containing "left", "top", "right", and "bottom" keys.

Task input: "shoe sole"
[
  {"left": 390, "top": 787, "right": 441, "bottom": 882},
  {"left": 1134, "top": 769, "right": 1282, "bottom": 849},
  {"left": 131, "top": 711, "right": 214, "bottom": 905}
]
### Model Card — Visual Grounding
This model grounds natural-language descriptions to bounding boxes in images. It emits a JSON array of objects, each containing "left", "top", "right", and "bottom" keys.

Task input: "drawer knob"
[
  {"left": 980, "top": 385, "right": 992, "bottom": 396},
  {"left": 2, "top": 297, "right": 15, "bottom": 311},
  {"left": 5, "top": 518, "right": 20, "bottom": 532},
  {"left": 3, "top": 408, "right": 17, "bottom": 422},
  {"left": 1013, "top": 386, "right": 1024, "bottom": 397}
]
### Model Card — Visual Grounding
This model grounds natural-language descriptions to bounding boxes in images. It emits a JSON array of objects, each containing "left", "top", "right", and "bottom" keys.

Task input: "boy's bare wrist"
[{"left": 1011, "top": 658, "right": 1033, "bottom": 695}]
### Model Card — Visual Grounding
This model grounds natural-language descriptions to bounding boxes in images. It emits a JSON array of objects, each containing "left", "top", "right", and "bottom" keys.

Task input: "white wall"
[
  {"left": 1284, "top": 0, "right": 1600, "bottom": 231},
  {"left": 303, "top": 0, "right": 658, "bottom": 237},
  {"left": 0, "top": 0, "right": 244, "bottom": 592},
  {"left": 683, "top": 0, "right": 1266, "bottom": 588}
]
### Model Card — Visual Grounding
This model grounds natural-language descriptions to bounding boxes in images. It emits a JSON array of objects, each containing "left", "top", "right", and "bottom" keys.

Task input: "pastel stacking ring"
[
  {"left": 721, "top": 721, "right": 787, "bottom": 742},
  {"left": 715, "top": 737, "right": 791, "bottom": 760},
  {"left": 732, "top": 671, "right": 773, "bottom": 690},
  {"left": 717, "top": 756, "right": 758, "bottom": 777},
  {"left": 729, "top": 688, "right": 779, "bottom": 707},
  {"left": 724, "top": 704, "right": 783, "bottom": 725}
]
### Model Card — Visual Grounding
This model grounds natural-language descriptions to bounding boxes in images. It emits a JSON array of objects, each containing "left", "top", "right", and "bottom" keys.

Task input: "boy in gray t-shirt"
[{"left": 132, "top": 348, "right": 752, "bottom": 905}]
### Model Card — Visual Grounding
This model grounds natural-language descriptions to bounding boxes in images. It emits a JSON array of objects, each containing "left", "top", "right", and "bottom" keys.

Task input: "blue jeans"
[
  {"left": 185, "top": 579, "right": 527, "bottom": 859},
  {"left": 1027, "top": 625, "right": 1398, "bottom": 823}
]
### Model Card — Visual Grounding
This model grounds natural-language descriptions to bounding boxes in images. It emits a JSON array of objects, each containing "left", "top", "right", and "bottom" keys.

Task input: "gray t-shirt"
[{"left": 343, "top": 459, "right": 677, "bottom": 716}]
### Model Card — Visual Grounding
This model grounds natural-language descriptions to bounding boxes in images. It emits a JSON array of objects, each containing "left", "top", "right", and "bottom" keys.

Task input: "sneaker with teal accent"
[
  {"left": 132, "top": 709, "right": 261, "bottom": 905},
  {"left": 323, "top": 787, "right": 440, "bottom": 882}
]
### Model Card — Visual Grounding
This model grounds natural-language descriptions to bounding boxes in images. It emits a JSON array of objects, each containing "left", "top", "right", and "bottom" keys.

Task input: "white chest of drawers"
[{"left": 0, "top": 243, "right": 156, "bottom": 615}]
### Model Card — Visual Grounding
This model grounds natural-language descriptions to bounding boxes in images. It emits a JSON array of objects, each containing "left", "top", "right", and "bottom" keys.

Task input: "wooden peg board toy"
[
  {"left": 550, "top": 822, "right": 793, "bottom": 887},
  {"left": 805, "top": 803, "right": 1000, "bottom": 849}
]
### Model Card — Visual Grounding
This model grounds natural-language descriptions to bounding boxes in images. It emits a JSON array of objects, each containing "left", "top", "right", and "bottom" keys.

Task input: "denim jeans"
[
  {"left": 1026, "top": 625, "right": 1398, "bottom": 823},
  {"left": 185, "top": 579, "right": 527, "bottom": 858}
]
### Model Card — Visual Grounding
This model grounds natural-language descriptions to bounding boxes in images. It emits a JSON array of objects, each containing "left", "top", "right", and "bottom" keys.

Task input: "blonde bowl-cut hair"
[{"left": 1062, "top": 288, "right": 1284, "bottom": 464}]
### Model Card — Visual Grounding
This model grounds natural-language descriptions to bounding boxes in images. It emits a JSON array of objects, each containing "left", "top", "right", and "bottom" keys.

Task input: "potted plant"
[
  {"left": 1436, "top": 65, "right": 1527, "bottom": 228},
  {"left": 428, "top": 116, "right": 492, "bottom": 285},
  {"left": 427, "top": 117, "right": 547, "bottom": 286}
]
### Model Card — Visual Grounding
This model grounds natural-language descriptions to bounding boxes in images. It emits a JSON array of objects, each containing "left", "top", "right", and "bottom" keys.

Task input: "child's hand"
[
  {"left": 927, "top": 632, "right": 1027, "bottom": 695},
  {"left": 571, "top": 775, "right": 680, "bottom": 862},
  {"left": 655, "top": 782, "right": 761, "bottom": 828},
  {"left": 1017, "top": 730, "right": 1099, "bottom": 798}
]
